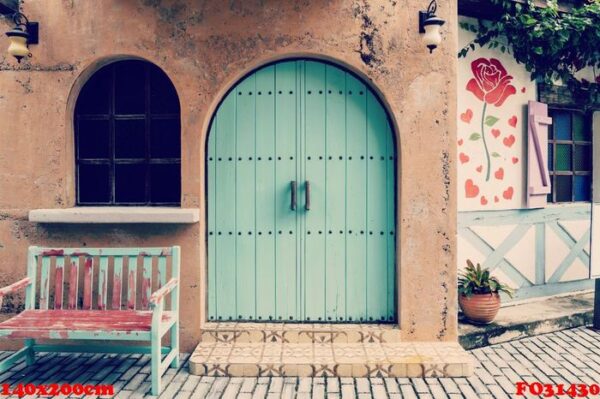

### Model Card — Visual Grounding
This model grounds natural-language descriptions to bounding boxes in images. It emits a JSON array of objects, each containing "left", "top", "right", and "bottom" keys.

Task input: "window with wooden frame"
[
  {"left": 547, "top": 108, "right": 592, "bottom": 203},
  {"left": 75, "top": 60, "right": 181, "bottom": 206}
]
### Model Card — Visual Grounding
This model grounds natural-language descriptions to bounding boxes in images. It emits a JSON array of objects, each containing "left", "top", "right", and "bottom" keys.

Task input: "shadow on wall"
[{"left": 34, "top": 223, "right": 193, "bottom": 245}]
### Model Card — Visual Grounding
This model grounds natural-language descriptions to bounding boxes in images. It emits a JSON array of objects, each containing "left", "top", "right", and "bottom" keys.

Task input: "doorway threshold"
[{"left": 189, "top": 323, "right": 473, "bottom": 378}]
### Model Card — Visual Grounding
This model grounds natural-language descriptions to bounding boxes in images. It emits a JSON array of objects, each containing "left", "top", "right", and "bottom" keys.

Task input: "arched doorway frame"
[{"left": 202, "top": 53, "right": 401, "bottom": 325}]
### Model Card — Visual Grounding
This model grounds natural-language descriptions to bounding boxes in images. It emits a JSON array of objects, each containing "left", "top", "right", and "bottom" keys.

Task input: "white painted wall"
[
  {"left": 590, "top": 112, "right": 600, "bottom": 277},
  {"left": 457, "top": 17, "right": 535, "bottom": 211},
  {"left": 457, "top": 16, "right": 595, "bottom": 299}
]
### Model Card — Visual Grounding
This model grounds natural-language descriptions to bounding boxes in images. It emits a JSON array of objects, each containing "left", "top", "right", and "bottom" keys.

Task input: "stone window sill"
[{"left": 28, "top": 207, "right": 199, "bottom": 224}]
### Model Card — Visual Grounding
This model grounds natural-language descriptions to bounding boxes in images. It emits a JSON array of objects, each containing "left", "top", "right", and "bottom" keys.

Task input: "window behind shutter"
[{"left": 527, "top": 100, "right": 552, "bottom": 208}]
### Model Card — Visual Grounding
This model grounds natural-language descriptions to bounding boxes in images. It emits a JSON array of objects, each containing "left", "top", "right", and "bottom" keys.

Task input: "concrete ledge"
[
  {"left": 459, "top": 291, "right": 594, "bottom": 349},
  {"left": 28, "top": 207, "right": 200, "bottom": 224}
]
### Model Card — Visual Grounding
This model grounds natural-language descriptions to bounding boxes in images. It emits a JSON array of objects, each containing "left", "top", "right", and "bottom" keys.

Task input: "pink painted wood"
[
  {"left": 67, "top": 260, "right": 78, "bottom": 310},
  {"left": 142, "top": 278, "right": 151, "bottom": 310},
  {"left": 98, "top": 258, "right": 108, "bottom": 310},
  {"left": 38, "top": 257, "right": 50, "bottom": 310},
  {"left": 0, "top": 278, "right": 31, "bottom": 297},
  {"left": 0, "top": 310, "right": 176, "bottom": 339},
  {"left": 527, "top": 100, "right": 552, "bottom": 208},
  {"left": 54, "top": 267, "right": 63, "bottom": 310},
  {"left": 0, "top": 278, "right": 31, "bottom": 308},
  {"left": 112, "top": 259, "right": 123, "bottom": 310},
  {"left": 149, "top": 278, "right": 178, "bottom": 306},
  {"left": 25, "top": 250, "right": 174, "bottom": 312},
  {"left": 82, "top": 258, "right": 93, "bottom": 310},
  {"left": 127, "top": 265, "right": 136, "bottom": 310}
]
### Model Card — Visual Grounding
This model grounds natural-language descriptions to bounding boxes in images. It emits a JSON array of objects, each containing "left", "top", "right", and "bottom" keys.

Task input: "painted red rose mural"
[
  {"left": 459, "top": 56, "right": 525, "bottom": 210},
  {"left": 466, "top": 58, "right": 516, "bottom": 181}
]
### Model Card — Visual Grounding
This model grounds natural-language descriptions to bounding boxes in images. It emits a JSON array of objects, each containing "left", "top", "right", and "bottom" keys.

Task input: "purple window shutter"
[{"left": 527, "top": 100, "right": 552, "bottom": 208}]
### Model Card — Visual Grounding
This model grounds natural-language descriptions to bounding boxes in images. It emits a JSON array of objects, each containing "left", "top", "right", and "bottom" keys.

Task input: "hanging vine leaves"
[{"left": 459, "top": 0, "right": 600, "bottom": 102}]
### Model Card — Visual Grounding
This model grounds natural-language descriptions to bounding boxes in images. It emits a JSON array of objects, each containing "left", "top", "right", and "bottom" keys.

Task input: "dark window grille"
[
  {"left": 547, "top": 108, "right": 592, "bottom": 203},
  {"left": 75, "top": 60, "right": 181, "bottom": 206}
]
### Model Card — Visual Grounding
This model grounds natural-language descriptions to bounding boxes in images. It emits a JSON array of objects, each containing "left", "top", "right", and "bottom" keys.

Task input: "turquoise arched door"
[{"left": 207, "top": 59, "right": 396, "bottom": 323}]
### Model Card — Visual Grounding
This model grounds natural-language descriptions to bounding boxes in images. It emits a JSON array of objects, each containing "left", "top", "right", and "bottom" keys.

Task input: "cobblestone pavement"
[{"left": 1, "top": 326, "right": 600, "bottom": 398}]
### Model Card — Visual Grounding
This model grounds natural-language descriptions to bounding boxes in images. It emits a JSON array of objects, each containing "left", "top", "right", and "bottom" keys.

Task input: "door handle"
[
  {"left": 305, "top": 180, "right": 311, "bottom": 211},
  {"left": 290, "top": 181, "right": 297, "bottom": 210}
]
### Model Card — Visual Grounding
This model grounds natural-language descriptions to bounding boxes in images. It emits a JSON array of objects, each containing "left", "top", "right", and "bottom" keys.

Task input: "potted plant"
[{"left": 458, "top": 260, "right": 513, "bottom": 324}]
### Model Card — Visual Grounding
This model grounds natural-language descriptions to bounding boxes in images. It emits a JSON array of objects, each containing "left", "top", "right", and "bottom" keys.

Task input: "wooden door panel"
[
  {"left": 207, "top": 59, "right": 396, "bottom": 322},
  {"left": 304, "top": 61, "right": 327, "bottom": 321},
  {"left": 213, "top": 94, "right": 237, "bottom": 320},
  {"left": 235, "top": 76, "right": 257, "bottom": 320},
  {"left": 366, "top": 90, "right": 392, "bottom": 320},
  {"left": 324, "top": 65, "right": 348, "bottom": 322},
  {"left": 255, "top": 66, "right": 277, "bottom": 320},
  {"left": 345, "top": 75, "right": 368, "bottom": 321},
  {"left": 273, "top": 61, "right": 299, "bottom": 321}
]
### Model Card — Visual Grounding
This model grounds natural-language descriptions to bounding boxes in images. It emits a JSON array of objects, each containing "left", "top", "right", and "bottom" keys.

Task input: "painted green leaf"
[
  {"left": 485, "top": 116, "right": 499, "bottom": 127},
  {"left": 469, "top": 133, "right": 481, "bottom": 141},
  {"left": 491, "top": 152, "right": 501, "bottom": 158}
]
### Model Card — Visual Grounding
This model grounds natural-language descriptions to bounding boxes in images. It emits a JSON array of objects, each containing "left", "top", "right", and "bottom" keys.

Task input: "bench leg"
[
  {"left": 24, "top": 339, "right": 35, "bottom": 366},
  {"left": 169, "top": 322, "right": 179, "bottom": 368},
  {"left": 0, "top": 345, "right": 32, "bottom": 373},
  {"left": 151, "top": 334, "right": 162, "bottom": 396}
]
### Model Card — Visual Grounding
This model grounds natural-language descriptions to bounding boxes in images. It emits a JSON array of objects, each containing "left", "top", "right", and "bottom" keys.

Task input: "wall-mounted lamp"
[
  {"left": 419, "top": 0, "right": 445, "bottom": 53},
  {"left": 5, "top": 12, "right": 38, "bottom": 63}
]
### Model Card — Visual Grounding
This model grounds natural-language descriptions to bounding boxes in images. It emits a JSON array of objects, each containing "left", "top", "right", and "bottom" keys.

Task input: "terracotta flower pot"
[{"left": 459, "top": 292, "right": 500, "bottom": 324}]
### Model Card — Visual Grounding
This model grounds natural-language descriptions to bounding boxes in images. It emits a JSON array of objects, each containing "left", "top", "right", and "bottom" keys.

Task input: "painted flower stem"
[{"left": 480, "top": 102, "right": 491, "bottom": 181}]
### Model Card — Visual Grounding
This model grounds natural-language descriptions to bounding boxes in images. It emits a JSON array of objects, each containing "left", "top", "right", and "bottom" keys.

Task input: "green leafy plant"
[
  {"left": 458, "top": 260, "right": 513, "bottom": 297},
  {"left": 459, "top": 0, "right": 600, "bottom": 102}
]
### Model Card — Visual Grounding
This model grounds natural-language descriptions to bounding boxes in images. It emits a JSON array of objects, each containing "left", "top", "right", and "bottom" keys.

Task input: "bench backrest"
[{"left": 26, "top": 246, "right": 180, "bottom": 311}]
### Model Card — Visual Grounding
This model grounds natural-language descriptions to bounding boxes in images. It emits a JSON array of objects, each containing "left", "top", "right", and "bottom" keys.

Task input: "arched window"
[{"left": 75, "top": 60, "right": 181, "bottom": 205}]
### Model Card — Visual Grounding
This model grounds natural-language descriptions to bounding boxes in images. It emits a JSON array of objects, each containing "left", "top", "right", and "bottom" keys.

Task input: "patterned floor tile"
[{"left": 190, "top": 325, "right": 472, "bottom": 379}]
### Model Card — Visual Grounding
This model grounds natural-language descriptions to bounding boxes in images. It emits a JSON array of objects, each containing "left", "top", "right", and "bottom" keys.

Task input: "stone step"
[
  {"left": 200, "top": 322, "right": 402, "bottom": 344},
  {"left": 189, "top": 340, "right": 474, "bottom": 378},
  {"left": 459, "top": 291, "right": 594, "bottom": 349}
]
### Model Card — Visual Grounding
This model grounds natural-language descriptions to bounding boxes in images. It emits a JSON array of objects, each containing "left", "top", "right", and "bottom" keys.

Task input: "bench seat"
[{"left": 0, "top": 310, "right": 177, "bottom": 340}]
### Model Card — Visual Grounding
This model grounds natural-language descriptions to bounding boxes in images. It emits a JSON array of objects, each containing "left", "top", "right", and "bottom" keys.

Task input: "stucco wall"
[{"left": 0, "top": 0, "right": 458, "bottom": 351}]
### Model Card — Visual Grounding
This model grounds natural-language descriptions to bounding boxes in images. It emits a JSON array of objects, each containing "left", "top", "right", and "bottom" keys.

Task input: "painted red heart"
[
  {"left": 476, "top": 165, "right": 483, "bottom": 173},
  {"left": 503, "top": 135, "right": 515, "bottom": 148},
  {"left": 460, "top": 109, "right": 473, "bottom": 123},
  {"left": 459, "top": 152, "right": 470, "bottom": 164},
  {"left": 494, "top": 196, "right": 499, "bottom": 203},
  {"left": 508, "top": 115, "right": 518, "bottom": 127},
  {"left": 465, "top": 179, "right": 479, "bottom": 198},
  {"left": 503, "top": 186, "right": 514, "bottom": 200},
  {"left": 458, "top": 139, "right": 464, "bottom": 146},
  {"left": 491, "top": 129, "right": 501, "bottom": 138},
  {"left": 494, "top": 167, "right": 504, "bottom": 180},
  {"left": 521, "top": 87, "right": 526, "bottom": 93},
  {"left": 480, "top": 196, "right": 488, "bottom": 205},
  {"left": 512, "top": 157, "right": 519, "bottom": 164}
]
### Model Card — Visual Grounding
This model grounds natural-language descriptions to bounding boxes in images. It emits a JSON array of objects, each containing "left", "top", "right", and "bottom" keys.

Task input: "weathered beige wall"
[{"left": 0, "top": 0, "right": 458, "bottom": 351}]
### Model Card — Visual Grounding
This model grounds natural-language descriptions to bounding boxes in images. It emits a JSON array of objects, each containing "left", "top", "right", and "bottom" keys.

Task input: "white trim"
[{"left": 28, "top": 207, "right": 200, "bottom": 224}]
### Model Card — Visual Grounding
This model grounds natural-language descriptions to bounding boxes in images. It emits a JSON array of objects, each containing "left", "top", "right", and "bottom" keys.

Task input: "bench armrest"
[
  {"left": 0, "top": 277, "right": 31, "bottom": 308},
  {"left": 0, "top": 277, "right": 31, "bottom": 297},
  {"left": 149, "top": 278, "right": 178, "bottom": 307}
]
